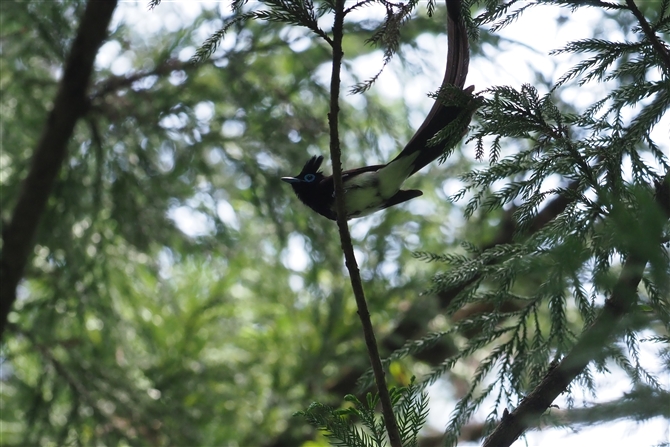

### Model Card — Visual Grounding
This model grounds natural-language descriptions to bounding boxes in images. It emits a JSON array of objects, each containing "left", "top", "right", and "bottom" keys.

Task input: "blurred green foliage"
[{"left": 1, "top": 2, "right": 472, "bottom": 446}]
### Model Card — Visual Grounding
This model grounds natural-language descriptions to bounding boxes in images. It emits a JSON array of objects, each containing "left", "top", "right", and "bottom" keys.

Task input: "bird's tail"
[{"left": 390, "top": 0, "right": 474, "bottom": 176}]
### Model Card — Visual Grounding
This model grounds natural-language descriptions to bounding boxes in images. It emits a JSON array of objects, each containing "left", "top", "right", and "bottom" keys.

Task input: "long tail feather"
[{"left": 391, "top": 0, "right": 473, "bottom": 176}]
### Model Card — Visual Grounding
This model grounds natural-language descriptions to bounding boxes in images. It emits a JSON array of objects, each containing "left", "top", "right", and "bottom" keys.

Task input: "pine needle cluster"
[
  {"left": 406, "top": 1, "right": 669, "bottom": 444},
  {"left": 297, "top": 379, "right": 429, "bottom": 447}
]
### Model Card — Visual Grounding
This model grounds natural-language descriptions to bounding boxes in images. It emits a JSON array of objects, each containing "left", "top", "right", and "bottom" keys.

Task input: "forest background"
[{"left": 1, "top": 1, "right": 669, "bottom": 446}]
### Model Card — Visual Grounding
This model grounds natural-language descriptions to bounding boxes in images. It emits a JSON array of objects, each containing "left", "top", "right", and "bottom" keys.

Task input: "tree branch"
[
  {"left": 625, "top": 0, "right": 670, "bottom": 75},
  {"left": 326, "top": 2, "right": 471, "bottom": 444},
  {"left": 327, "top": 0, "right": 402, "bottom": 445},
  {"left": 91, "top": 57, "right": 189, "bottom": 99},
  {"left": 420, "top": 386, "right": 670, "bottom": 446},
  {"left": 482, "top": 173, "right": 670, "bottom": 447},
  {"left": 0, "top": 0, "right": 118, "bottom": 340}
]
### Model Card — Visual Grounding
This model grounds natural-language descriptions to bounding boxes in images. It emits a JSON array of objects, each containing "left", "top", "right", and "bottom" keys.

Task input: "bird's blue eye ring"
[{"left": 303, "top": 173, "right": 316, "bottom": 182}]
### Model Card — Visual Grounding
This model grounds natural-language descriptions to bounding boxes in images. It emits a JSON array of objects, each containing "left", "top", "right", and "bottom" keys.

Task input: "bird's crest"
[{"left": 300, "top": 155, "right": 324, "bottom": 176}]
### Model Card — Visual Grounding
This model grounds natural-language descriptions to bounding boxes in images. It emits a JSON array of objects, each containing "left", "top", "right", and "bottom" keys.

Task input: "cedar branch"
[{"left": 0, "top": 0, "right": 118, "bottom": 339}]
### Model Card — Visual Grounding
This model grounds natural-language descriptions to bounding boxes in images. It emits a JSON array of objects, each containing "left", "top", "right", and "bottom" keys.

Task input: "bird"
[
  {"left": 281, "top": 153, "right": 424, "bottom": 220},
  {"left": 281, "top": 108, "right": 465, "bottom": 220},
  {"left": 281, "top": 0, "right": 472, "bottom": 221}
]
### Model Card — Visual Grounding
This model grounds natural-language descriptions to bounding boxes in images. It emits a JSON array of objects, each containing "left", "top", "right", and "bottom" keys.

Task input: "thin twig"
[
  {"left": 625, "top": 0, "right": 670, "bottom": 74},
  {"left": 327, "top": 1, "right": 403, "bottom": 446}
]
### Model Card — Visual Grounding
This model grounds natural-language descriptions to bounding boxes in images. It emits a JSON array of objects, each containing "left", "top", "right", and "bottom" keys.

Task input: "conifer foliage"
[{"left": 443, "top": 2, "right": 669, "bottom": 444}]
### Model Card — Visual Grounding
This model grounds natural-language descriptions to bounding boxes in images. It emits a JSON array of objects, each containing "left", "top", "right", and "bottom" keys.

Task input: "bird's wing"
[{"left": 341, "top": 164, "right": 386, "bottom": 179}]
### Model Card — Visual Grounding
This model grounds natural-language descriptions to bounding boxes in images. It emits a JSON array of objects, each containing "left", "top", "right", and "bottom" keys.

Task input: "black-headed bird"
[{"left": 281, "top": 0, "right": 472, "bottom": 220}]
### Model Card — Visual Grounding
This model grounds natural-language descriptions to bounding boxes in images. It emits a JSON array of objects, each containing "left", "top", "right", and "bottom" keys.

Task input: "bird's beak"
[{"left": 281, "top": 177, "right": 301, "bottom": 184}]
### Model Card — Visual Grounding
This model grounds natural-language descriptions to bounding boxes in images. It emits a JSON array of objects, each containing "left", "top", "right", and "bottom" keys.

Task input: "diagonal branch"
[
  {"left": 327, "top": 0, "right": 403, "bottom": 444},
  {"left": 420, "top": 386, "right": 670, "bottom": 446},
  {"left": 0, "top": 0, "right": 118, "bottom": 340},
  {"left": 482, "top": 173, "right": 670, "bottom": 447},
  {"left": 328, "top": 1, "right": 470, "bottom": 446},
  {"left": 625, "top": 0, "right": 670, "bottom": 74},
  {"left": 91, "top": 57, "right": 189, "bottom": 99}
]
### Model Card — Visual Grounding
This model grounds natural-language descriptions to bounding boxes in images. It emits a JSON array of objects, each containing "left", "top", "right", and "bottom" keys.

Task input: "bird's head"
[{"left": 281, "top": 155, "right": 325, "bottom": 190}]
